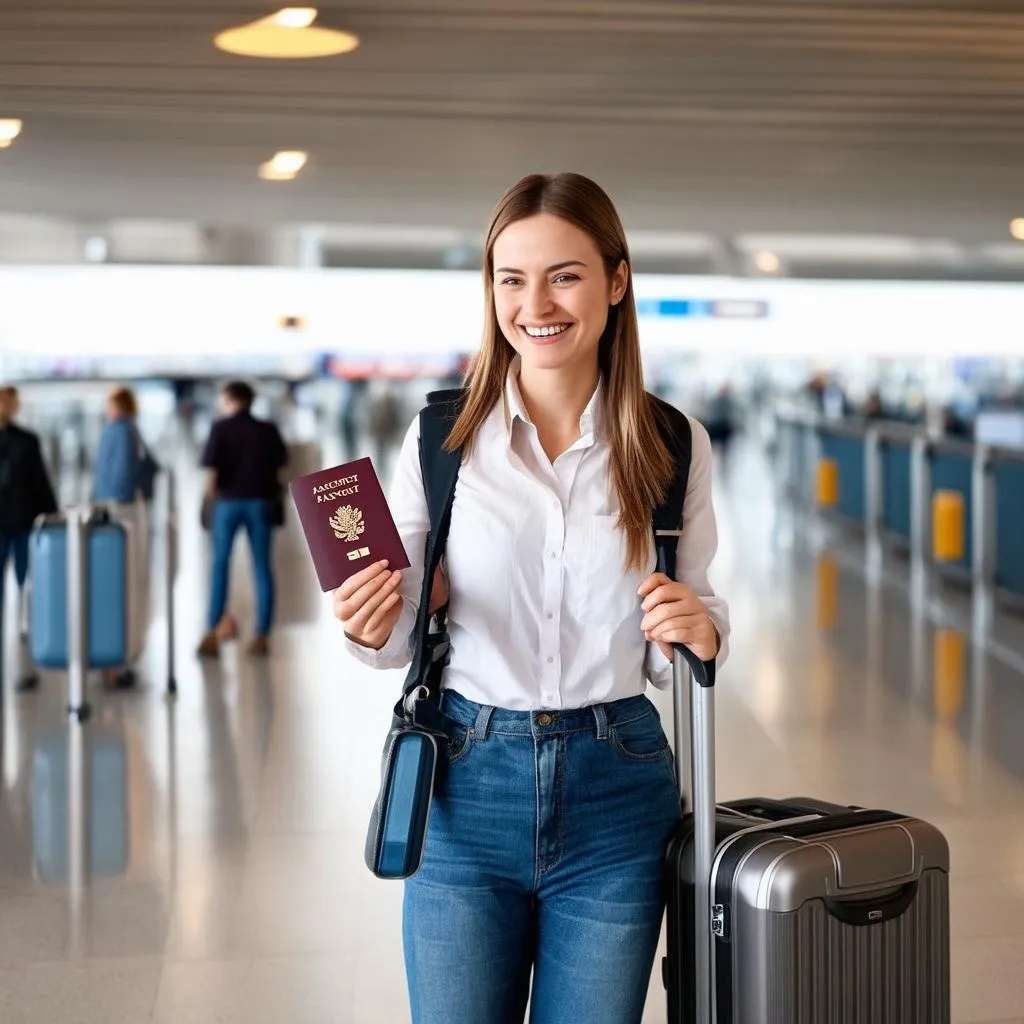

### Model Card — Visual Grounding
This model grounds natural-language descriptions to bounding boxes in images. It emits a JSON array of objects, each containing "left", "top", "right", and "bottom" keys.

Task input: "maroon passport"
[{"left": 289, "top": 457, "right": 410, "bottom": 592}]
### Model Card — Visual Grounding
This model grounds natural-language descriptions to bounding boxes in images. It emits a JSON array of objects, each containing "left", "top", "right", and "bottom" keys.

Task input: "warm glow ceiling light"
[
  {"left": 754, "top": 250, "right": 781, "bottom": 274},
  {"left": 1011, "top": 218, "right": 1024, "bottom": 242},
  {"left": 0, "top": 119, "right": 23, "bottom": 148},
  {"left": 271, "top": 150, "right": 307, "bottom": 174},
  {"left": 259, "top": 149, "right": 308, "bottom": 180},
  {"left": 273, "top": 7, "right": 317, "bottom": 28},
  {"left": 214, "top": 7, "right": 359, "bottom": 59}
]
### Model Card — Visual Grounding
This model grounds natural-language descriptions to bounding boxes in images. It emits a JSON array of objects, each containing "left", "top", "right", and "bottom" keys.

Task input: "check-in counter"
[
  {"left": 878, "top": 434, "right": 913, "bottom": 542},
  {"left": 774, "top": 411, "right": 1024, "bottom": 609},
  {"left": 992, "top": 449, "right": 1024, "bottom": 605},
  {"left": 816, "top": 423, "right": 867, "bottom": 522}
]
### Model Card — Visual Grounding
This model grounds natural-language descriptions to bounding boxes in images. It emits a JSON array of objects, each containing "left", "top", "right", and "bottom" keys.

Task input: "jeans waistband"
[{"left": 439, "top": 689, "right": 656, "bottom": 741}]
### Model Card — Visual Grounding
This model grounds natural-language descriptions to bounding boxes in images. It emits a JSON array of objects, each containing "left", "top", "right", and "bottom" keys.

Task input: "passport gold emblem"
[{"left": 331, "top": 505, "right": 365, "bottom": 543}]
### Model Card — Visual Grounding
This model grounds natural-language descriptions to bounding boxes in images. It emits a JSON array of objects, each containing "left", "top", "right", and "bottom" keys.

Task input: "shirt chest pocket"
[{"left": 566, "top": 514, "right": 644, "bottom": 627}]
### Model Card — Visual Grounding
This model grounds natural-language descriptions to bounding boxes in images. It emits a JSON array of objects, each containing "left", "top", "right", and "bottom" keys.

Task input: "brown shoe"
[
  {"left": 197, "top": 632, "right": 220, "bottom": 658},
  {"left": 216, "top": 613, "right": 238, "bottom": 642},
  {"left": 247, "top": 636, "right": 270, "bottom": 657}
]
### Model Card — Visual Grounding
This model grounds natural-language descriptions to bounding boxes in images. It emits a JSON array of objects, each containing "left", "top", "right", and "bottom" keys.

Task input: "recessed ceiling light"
[
  {"left": 0, "top": 118, "right": 23, "bottom": 148},
  {"left": 273, "top": 8, "right": 317, "bottom": 28},
  {"left": 214, "top": 7, "right": 359, "bottom": 59},
  {"left": 1011, "top": 218, "right": 1024, "bottom": 242},
  {"left": 272, "top": 150, "right": 307, "bottom": 174},
  {"left": 259, "top": 150, "right": 308, "bottom": 180},
  {"left": 753, "top": 250, "right": 781, "bottom": 274}
]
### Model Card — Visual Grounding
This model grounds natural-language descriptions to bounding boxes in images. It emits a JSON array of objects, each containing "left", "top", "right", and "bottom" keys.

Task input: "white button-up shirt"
[{"left": 344, "top": 359, "right": 730, "bottom": 711}]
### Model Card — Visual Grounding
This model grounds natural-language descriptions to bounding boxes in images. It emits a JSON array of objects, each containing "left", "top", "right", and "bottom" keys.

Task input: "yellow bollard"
[
  {"left": 817, "top": 458, "right": 839, "bottom": 508},
  {"left": 933, "top": 629, "right": 965, "bottom": 721},
  {"left": 932, "top": 490, "right": 965, "bottom": 562}
]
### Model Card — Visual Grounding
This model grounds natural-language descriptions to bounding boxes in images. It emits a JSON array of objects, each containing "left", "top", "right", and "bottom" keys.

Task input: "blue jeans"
[
  {"left": 0, "top": 530, "right": 31, "bottom": 612},
  {"left": 207, "top": 499, "right": 274, "bottom": 637},
  {"left": 403, "top": 689, "right": 681, "bottom": 1024}
]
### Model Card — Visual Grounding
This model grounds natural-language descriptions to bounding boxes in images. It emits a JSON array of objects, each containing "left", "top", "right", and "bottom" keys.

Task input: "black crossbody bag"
[{"left": 364, "top": 388, "right": 709, "bottom": 880}]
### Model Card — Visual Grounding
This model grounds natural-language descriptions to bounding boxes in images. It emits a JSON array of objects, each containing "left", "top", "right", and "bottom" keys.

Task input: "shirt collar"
[{"left": 502, "top": 354, "right": 604, "bottom": 446}]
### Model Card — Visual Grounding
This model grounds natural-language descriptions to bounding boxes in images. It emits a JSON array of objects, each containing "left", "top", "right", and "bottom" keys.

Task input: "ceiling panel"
[{"left": 0, "top": 0, "right": 1023, "bottom": 248}]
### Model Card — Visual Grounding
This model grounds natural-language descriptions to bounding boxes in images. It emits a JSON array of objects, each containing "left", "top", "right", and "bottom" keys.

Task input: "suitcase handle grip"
[
  {"left": 670, "top": 641, "right": 715, "bottom": 689},
  {"left": 824, "top": 880, "right": 919, "bottom": 927}
]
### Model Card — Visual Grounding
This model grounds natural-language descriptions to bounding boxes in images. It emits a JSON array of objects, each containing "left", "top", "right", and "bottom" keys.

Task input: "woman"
[
  {"left": 94, "top": 386, "right": 142, "bottom": 505},
  {"left": 93, "top": 385, "right": 148, "bottom": 688},
  {"left": 337, "top": 173, "right": 730, "bottom": 1024}
]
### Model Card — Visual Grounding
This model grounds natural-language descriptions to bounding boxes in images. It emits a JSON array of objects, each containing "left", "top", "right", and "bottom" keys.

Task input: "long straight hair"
[{"left": 446, "top": 172, "right": 676, "bottom": 572}]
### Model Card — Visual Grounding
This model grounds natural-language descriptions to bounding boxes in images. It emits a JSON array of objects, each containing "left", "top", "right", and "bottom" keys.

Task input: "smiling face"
[{"left": 490, "top": 212, "right": 628, "bottom": 381}]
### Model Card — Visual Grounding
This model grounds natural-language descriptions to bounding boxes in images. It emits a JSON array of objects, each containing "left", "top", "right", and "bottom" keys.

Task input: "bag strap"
[
  {"left": 650, "top": 395, "right": 692, "bottom": 578},
  {"left": 401, "top": 388, "right": 466, "bottom": 703},
  {"left": 648, "top": 397, "right": 715, "bottom": 687}
]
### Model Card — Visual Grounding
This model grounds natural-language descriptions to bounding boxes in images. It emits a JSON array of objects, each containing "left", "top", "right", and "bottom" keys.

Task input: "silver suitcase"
[{"left": 663, "top": 648, "right": 951, "bottom": 1023}]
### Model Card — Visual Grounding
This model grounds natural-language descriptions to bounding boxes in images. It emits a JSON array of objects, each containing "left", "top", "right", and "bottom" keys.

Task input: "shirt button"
[{"left": 546, "top": 612, "right": 554, "bottom": 620}]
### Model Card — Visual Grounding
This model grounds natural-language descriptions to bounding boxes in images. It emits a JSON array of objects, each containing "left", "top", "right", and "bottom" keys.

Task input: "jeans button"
[{"left": 537, "top": 713, "right": 553, "bottom": 726}]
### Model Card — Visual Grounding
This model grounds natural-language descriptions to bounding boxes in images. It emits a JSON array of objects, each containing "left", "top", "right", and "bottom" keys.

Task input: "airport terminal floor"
[{"left": 2, "top": 423, "right": 1024, "bottom": 1024}]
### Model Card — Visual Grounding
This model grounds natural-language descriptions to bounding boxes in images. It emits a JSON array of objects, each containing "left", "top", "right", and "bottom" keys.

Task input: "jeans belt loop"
[
  {"left": 473, "top": 704, "right": 495, "bottom": 740},
  {"left": 591, "top": 704, "right": 609, "bottom": 741}
]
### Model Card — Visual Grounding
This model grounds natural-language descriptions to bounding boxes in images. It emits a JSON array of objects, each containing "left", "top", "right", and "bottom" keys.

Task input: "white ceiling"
[{"left": 2, "top": 0, "right": 1024, "bottom": 264}]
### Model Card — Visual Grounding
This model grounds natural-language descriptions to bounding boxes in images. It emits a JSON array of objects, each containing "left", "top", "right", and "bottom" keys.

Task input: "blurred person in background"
[
  {"left": 197, "top": 380, "right": 288, "bottom": 658},
  {"left": 703, "top": 384, "right": 737, "bottom": 459},
  {"left": 93, "top": 385, "right": 154, "bottom": 689},
  {"left": 338, "top": 376, "right": 369, "bottom": 461},
  {"left": 94, "top": 386, "right": 143, "bottom": 503},
  {"left": 367, "top": 378, "right": 404, "bottom": 482},
  {"left": 864, "top": 390, "right": 885, "bottom": 420},
  {"left": 0, "top": 385, "right": 58, "bottom": 691}
]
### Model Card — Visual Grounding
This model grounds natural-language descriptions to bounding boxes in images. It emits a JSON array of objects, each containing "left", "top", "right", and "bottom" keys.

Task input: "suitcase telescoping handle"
[
  {"left": 656, "top": 538, "right": 717, "bottom": 1024},
  {"left": 672, "top": 639, "right": 716, "bottom": 1024}
]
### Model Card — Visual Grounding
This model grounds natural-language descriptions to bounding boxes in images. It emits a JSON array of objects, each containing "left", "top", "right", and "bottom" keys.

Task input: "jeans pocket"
[
  {"left": 442, "top": 719, "right": 473, "bottom": 766},
  {"left": 610, "top": 707, "right": 671, "bottom": 764}
]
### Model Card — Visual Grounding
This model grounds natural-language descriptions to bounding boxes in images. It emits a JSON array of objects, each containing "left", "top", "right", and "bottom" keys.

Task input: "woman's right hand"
[{"left": 334, "top": 560, "right": 405, "bottom": 650}]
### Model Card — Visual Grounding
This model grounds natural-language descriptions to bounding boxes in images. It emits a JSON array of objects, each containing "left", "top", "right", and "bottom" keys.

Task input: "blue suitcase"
[{"left": 29, "top": 513, "right": 129, "bottom": 669}]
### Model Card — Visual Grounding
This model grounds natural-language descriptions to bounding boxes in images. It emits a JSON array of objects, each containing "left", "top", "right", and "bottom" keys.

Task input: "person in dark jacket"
[
  {"left": 198, "top": 380, "right": 288, "bottom": 658},
  {"left": 0, "top": 386, "right": 58, "bottom": 690}
]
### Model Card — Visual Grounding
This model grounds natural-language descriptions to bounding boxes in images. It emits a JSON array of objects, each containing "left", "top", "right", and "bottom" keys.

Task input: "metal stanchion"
[
  {"left": 864, "top": 429, "right": 884, "bottom": 579},
  {"left": 910, "top": 436, "right": 932, "bottom": 567},
  {"left": 165, "top": 469, "right": 178, "bottom": 697},
  {"left": 66, "top": 507, "right": 91, "bottom": 723},
  {"left": 909, "top": 436, "right": 932, "bottom": 602},
  {"left": 971, "top": 447, "right": 995, "bottom": 642}
]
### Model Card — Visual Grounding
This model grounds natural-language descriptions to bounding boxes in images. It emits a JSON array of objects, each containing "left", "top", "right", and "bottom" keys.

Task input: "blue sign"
[{"left": 635, "top": 298, "right": 768, "bottom": 320}]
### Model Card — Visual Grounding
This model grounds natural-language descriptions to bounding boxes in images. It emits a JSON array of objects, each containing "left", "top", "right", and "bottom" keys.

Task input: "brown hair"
[
  {"left": 447, "top": 172, "right": 676, "bottom": 572},
  {"left": 108, "top": 386, "right": 138, "bottom": 418}
]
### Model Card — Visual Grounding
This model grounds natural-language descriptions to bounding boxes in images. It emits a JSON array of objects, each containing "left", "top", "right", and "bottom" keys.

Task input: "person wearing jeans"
[
  {"left": 198, "top": 380, "right": 287, "bottom": 658},
  {"left": 337, "top": 174, "right": 730, "bottom": 1024},
  {"left": 207, "top": 498, "right": 274, "bottom": 646}
]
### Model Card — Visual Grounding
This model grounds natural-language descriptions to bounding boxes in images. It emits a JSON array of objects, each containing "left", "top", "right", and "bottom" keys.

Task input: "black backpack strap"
[
  {"left": 650, "top": 394, "right": 692, "bottom": 578},
  {"left": 401, "top": 388, "right": 466, "bottom": 707},
  {"left": 648, "top": 395, "right": 716, "bottom": 688}
]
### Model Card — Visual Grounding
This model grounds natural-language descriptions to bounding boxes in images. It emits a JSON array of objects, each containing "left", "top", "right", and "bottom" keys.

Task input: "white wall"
[{"left": 1, "top": 265, "right": 1023, "bottom": 379}]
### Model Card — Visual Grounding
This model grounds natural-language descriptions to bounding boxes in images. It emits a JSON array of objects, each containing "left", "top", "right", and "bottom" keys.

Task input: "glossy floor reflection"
[{"left": 1, "top": 433, "right": 1023, "bottom": 1023}]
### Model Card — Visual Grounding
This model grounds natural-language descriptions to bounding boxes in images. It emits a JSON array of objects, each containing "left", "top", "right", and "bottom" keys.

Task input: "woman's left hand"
[{"left": 637, "top": 573, "right": 719, "bottom": 663}]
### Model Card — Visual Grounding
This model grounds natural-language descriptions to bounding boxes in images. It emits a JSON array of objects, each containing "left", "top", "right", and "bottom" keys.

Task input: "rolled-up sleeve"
[
  {"left": 343, "top": 415, "right": 430, "bottom": 671},
  {"left": 646, "top": 416, "right": 731, "bottom": 690}
]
